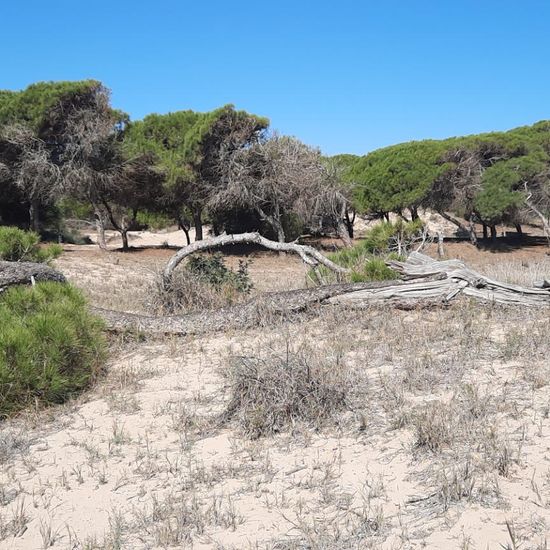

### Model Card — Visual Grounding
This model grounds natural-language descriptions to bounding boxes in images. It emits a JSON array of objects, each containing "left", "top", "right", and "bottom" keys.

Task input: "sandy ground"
[{"left": 1, "top": 229, "right": 550, "bottom": 549}]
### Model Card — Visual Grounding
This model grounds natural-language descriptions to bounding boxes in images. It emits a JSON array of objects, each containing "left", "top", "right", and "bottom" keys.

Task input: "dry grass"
[
  {"left": 220, "top": 344, "right": 352, "bottom": 438},
  {"left": 145, "top": 267, "right": 233, "bottom": 314},
  {"left": 479, "top": 256, "right": 550, "bottom": 287}
]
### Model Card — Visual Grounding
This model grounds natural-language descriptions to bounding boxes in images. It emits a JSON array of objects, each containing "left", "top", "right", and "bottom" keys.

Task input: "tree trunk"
[
  {"left": 0, "top": 261, "right": 66, "bottom": 291},
  {"left": 515, "top": 223, "right": 523, "bottom": 237},
  {"left": 410, "top": 206, "right": 419, "bottom": 221},
  {"left": 121, "top": 229, "right": 129, "bottom": 251},
  {"left": 276, "top": 223, "right": 286, "bottom": 244},
  {"left": 344, "top": 208, "right": 355, "bottom": 239},
  {"left": 337, "top": 221, "right": 353, "bottom": 247},
  {"left": 176, "top": 214, "right": 191, "bottom": 246},
  {"left": 94, "top": 207, "right": 107, "bottom": 250},
  {"left": 193, "top": 208, "right": 203, "bottom": 241},
  {"left": 490, "top": 225, "right": 497, "bottom": 242},
  {"left": 482, "top": 224, "right": 488, "bottom": 240},
  {"left": 468, "top": 220, "right": 478, "bottom": 246},
  {"left": 437, "top": 232, "right": 445, "bottom": 259},
  {"left": 29, "top": 199, "right": 40, "bottom": 233}
]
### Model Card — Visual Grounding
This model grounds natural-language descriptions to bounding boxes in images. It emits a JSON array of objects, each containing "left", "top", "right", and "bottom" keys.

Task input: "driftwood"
[
  {"left": 0, "top": 261, "right": 66, "bottom": 291},
  {"left": 164, "top": 232, "right": 350, "bottom": 282},
  {"left": 330, "top": 252, "right": 550, "bottom": 308}
]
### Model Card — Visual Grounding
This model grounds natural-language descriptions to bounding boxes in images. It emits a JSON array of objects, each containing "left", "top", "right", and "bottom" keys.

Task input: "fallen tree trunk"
[
  {"left": 0, "top": 261, "right": 66, "bottom": 291},
  {"left": 93, "top": 280, "right": 409, "bottom": 336},
  {"left": 330, "top": 252, "right": 550, "bottom": 308},
  {"left": 163, "top": 232, "right": 350, "bottom": 282}
]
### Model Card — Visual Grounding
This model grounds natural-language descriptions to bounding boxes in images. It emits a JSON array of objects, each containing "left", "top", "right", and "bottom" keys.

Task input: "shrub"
[
  {"left": 0, "top": 226, "right": 62, "bottom": 263},
  {"left": 187, "top": 253, "right": 252, "bottom": 293},
  {"left": 220, "top": 347, "right": 350, "bottom": 438},
  {"left": 0, "top": 282, "right": 106, "bottom": 418},
  {"left": 309, "top": 220, "right": 424, "bottom": 284},
  {"left": 146, "top": 255, "right": 253, "bottom": 315}
]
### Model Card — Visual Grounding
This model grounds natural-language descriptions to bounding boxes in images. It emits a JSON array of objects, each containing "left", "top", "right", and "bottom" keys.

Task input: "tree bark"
[
  {"left": 121, "top": 228, "right": 130, "bottom": 251},
  {"left": 482, "top": 224, "right": 488, "bottom": 240},
  {"left": 344, "top": 208, "right": 355, "bottom": 239},
  {"left": 193, "top": 208, "right": 203, "bottom": 241},
  {"left": 163, "top": 232, "right": 350, "bottom": 283},
  {"left": 29, "top": 199, "right": 40, "bottom": 233},
  {"left": 94, "top": 206, "right": 107, "bottom": 250},
  {"left": 0, "top": 261, "right": 66, "bottom": 291},
  {"left": 468, "top": 219, "right": 478, "bottom": 246},
  {"left": 490, "top": 225, "right": 497, "bottom": 242},
  {"left": 515, "top": 223, "right": 523, "bottom": 237}
]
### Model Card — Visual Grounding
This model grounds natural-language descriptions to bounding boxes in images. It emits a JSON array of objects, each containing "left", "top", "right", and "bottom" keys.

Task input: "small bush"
[
  {"left": 147, "top": 254, "right": 253, "bottom": 314},
  {"left": 187, "top": 253, "right": 252, "bottom": 293},
  {"left": 0, "top": 227, "right": 62, "bottom": 263},
  {"left": 220, "top": 348, "right": 350, "bottom": 438},
  {"left": 0, "top": 282, "right": 106, "bottom": 418}
]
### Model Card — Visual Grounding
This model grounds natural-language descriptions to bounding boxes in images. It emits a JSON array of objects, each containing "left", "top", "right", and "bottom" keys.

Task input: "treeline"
[
  {"left": 338, "top": 122, "right": 550, "bottom": 243},
  {"left": 0, "top": 80, "right": 352, "bottom": 248},
  {"left": 1, "top": 79, "right": 549, "bottom": 249}
]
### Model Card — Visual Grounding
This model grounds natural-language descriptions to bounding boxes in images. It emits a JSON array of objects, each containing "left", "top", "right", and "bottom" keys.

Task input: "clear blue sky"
[{"left": 2, "top": 1, "right": 549, "bottom": 155}]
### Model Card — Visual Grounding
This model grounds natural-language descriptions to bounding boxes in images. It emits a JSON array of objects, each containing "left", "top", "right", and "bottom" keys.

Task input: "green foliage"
[
  {"left": 0, "top": 227, "right": 62, "bottom": 262},
  {"left": 0, "top": 283, "right": 105, "bottom": 418},
  {"left": 187, "top": 253, "right": 253, "bottom": 293},
  {"left": 351, "top": 141, "right": 449, "bottom": 214},
  {"left": 135, "top": 210, "right": 174, "bottom": 231},
  {"left": 0, "top": 80, "right": 102, "bottom": 131},
  {"left": 311, "top": 220, "right": 422, "bottom": 284}
]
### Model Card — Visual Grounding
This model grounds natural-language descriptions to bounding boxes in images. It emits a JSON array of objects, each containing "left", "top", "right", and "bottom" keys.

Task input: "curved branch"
[{"left": 163, "top": 232, "right": 350, "bottom": 282}]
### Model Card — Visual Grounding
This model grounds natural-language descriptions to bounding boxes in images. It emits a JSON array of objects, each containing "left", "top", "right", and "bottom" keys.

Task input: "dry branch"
[{"left": 163, "top": 232, "right": 350, "bottom": 281}]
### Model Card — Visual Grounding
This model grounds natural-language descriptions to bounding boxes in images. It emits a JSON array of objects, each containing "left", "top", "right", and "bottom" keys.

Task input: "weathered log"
[
  {"left": 330, "top": 252, "right": 550, "bottom": 308},
  {"left": 93, "top": 280, "right": 407, "bottom": 336},
  {"left": 163, "top": 232, "right": 350, "bottom": 282},
  {"left": 0, "top": 261, "right": 66, "bottom": 291}
]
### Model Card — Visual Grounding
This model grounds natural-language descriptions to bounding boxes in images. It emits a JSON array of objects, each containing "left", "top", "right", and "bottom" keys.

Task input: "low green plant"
[
  {"left": 310, "top": 220, "right": 423, "bottom": 284},
  {"left": 0, "top": 227, "right": 62, "bottom": 263},
  {"left": 187, "top": 253, "right": 253, "bottom": 294},
  {"left": 0, "top": 282, "right": 106, "bottom": 418}
]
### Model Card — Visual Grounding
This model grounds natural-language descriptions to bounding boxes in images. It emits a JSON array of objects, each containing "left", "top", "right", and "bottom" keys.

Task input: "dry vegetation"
[{"left": 1, "top": 238, "right": 549, "bottom": 549}]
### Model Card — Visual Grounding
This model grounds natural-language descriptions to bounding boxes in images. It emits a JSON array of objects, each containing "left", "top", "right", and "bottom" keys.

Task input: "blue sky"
[{"left": 2, "top": 1, "right": 549, "bottom": 155}]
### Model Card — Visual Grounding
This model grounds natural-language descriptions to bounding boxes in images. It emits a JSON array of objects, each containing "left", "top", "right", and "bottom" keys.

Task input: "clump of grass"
[
  {"left": 0, "top": 226, "right": 62, "bottom": 263},
  {"left": 146, "top": 253, "right": 253, "bottom": 314},
  {"left": 220, "top": 346, "right": 350, "bottom": 438},
  {"left": 0, "top": 282, "right": 106, "bottom": 418}
]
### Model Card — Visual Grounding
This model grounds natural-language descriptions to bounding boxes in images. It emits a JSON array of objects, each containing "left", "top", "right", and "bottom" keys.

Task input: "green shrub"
[
  {"left": 310, "top": 220, "right": 424, "bottom": 284},
  {"left": 0, "top": 282, "right": 105, "bottom": 418},
  {"left": 187, "top": 253, "right": 253, "bottom": 294},
  {"left": 0, "top": 226, "right": 62, "bottom": 263}
]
